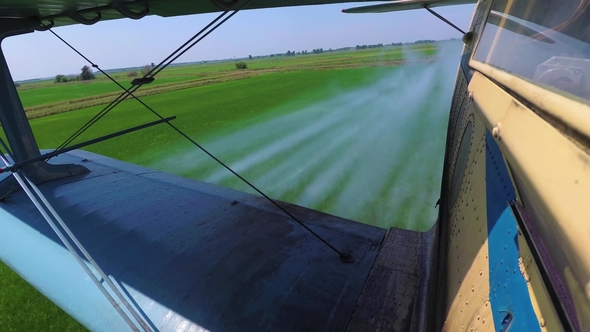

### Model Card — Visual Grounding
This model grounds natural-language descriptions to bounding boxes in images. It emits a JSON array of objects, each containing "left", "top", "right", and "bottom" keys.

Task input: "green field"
[
  {"left": 1, "top": 42, "right": 460, "bottom": 330},
  {"left": 18, "top": 45, "right": 436, "bottom": 116}
]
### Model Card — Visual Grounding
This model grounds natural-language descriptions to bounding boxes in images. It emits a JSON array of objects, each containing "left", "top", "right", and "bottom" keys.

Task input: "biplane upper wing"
[
  {"left": 0, "top": 0, "right": 477, "bottom": 28},
  {"left": 0, "top": 0, "right": 400, "bottom": 28},
  {"left": 341, "top": 0, "right": 475, "bottom": 14}
]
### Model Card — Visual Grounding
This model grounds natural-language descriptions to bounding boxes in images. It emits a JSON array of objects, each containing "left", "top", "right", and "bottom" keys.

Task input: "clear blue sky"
[{"left": 2, "top": 2, "right": 474, "bottom": 81}]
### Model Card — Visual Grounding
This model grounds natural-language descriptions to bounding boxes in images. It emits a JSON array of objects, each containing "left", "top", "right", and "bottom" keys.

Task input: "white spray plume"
[{"left": 148, "top": 41, "right": 462, "bottom": 231}]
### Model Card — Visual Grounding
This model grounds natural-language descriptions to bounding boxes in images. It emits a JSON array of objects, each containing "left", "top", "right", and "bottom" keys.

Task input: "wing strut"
[
  {"left": 424, "top": 6, "right": 465, "bottom": 34},
  {"left": 342, "top": 1, "right": 468, "bottom": 36},
  {"left": 0, "top": 147, "right": 155, "bottom": 332},
  {"left": 0, "top": 116, "right": 175, "bottom": 175}
]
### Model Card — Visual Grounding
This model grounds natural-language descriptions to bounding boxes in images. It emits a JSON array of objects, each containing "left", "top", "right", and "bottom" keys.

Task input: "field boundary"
[{"left": 22, "top": 58, "right": 436, "bottom": 120}]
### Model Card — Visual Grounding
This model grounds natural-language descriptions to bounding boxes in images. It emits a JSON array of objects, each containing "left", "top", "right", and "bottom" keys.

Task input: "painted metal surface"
[
  {"left": 0, "top": 0, "right": 385, "bottom": 28},
  {"left": 0, "top": 30, "right": 88, "bottom": 197},
  {"left": 0, "top": 32, "right": 38, "bottom": 163},
  {"left": 458, "top": 0, "right": 491, "bottom": 82},
  {"left": 437, "top": 3, "right": 590, "bottom": 327},
  {"left": 0, "top": 150, "right": 386, "bottom": 331},
  {"left": 346, "top": 227, "right": 433, "bottom": 331},
  {"left": 440, "top": 14, "right": 577, "bottom": 327},
  {"left": 470, "top": 60, "right": 590, "bottom": 143},
  {"left": 441, "top": 84, "right": 546, "bottom": 332},
  {"left": 341, "top": 0, "right": 476, "bottom": 14},
  {"left": 469, "top": 69, "right": 590, "bottom": 329},
  {"left": 443, "top": 96, "right": 495, "bottom": 331},
  {"left": 515, "top": 210, "right": 566, "bottom": 332},
  {"left": 485, "top": 132, "right": 540, "bottom": 331}
]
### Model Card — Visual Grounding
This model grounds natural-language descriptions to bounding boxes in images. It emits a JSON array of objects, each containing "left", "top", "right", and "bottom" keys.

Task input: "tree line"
[
  {"left": 355, "top": 43, "right": 384, "bottom": 50},
  {"left": 54, "top": 63, "right": 157, "bottom": 83},
  {"left": 54, "top": 65, "right": 95, "bottom": 83},
  {"left": 48, "top": 39, "right": 452, "bottom": 82},
  {"left": 247, "top": 39, "right": 446, "bottom": 60}
]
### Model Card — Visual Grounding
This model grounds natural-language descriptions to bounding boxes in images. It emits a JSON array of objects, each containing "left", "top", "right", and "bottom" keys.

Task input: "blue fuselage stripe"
[{"left": 485, "top": 132, "right": 540, "bottom": 331}]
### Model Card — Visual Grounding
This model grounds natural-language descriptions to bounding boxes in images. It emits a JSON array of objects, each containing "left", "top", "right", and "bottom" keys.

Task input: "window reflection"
[{"left": 474, "top": 0, "right": 590, "bottom": 100}]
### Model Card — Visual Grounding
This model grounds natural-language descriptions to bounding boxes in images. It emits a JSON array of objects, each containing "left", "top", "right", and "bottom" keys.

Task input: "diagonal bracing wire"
[
  {"left": 44, "top": 1, "right": 248, "bottom": 153},
  {"left": 424, "top": 6, "right": 465, "bottom": 35},
  {"left": 30, "top": 0, "right": 244, "bottom": 175},
  {"left": 35, "top": 1, "right": 354, "bottom": 262}
]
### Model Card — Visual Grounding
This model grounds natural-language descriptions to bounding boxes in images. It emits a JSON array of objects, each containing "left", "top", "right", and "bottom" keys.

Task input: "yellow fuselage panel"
[{"left": 444, "top": 74, "right": 494, "bottom": 332}]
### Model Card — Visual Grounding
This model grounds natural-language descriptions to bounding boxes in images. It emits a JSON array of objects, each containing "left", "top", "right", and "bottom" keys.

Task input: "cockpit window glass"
[{"left": 473, "top": 0, "right": 590, "bottom": 100}]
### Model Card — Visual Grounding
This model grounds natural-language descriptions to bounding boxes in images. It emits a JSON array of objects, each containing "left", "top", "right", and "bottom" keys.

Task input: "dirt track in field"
[{"left": 23, "top": 57, "right": 435, "bottom": 119}]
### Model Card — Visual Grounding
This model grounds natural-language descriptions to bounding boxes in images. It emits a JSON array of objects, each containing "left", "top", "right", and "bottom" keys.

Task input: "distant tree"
[
  {"left": 249, "top": 55, "right": 253, "bottom": 60},
  {"left": 14, "top": 82, "right": 20, "bottom": 88},
  {"left": 127, "top": 71, "right": 138, "bottom": 77},
  {"left": 413, "top": 39, "right": 435, "bottom": 44},
  {"left": 355, "top": 43, "right": 386, "bottom": 50},
  {"left": 80, "top": 66, "right": 95, "bottom": 81},
  {"left": 151, "top": 62, "right": 155, "bottom": 68},
  {"left": 54, "top": 74, "right": 69, "bottom": 83},
  {"left": 140, "top": 65, "right": 153, "bottom": 76},
  {"left": 235, "top": 61, "right": 248, "bottom": 69},
  {"left": 287, "top": 50, "right": 291, "bottom": 56}
]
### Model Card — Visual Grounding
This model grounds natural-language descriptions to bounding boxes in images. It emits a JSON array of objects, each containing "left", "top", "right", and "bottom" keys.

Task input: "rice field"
[{"left": 1, "top": 41, "right": 461, "bottom": 330}]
